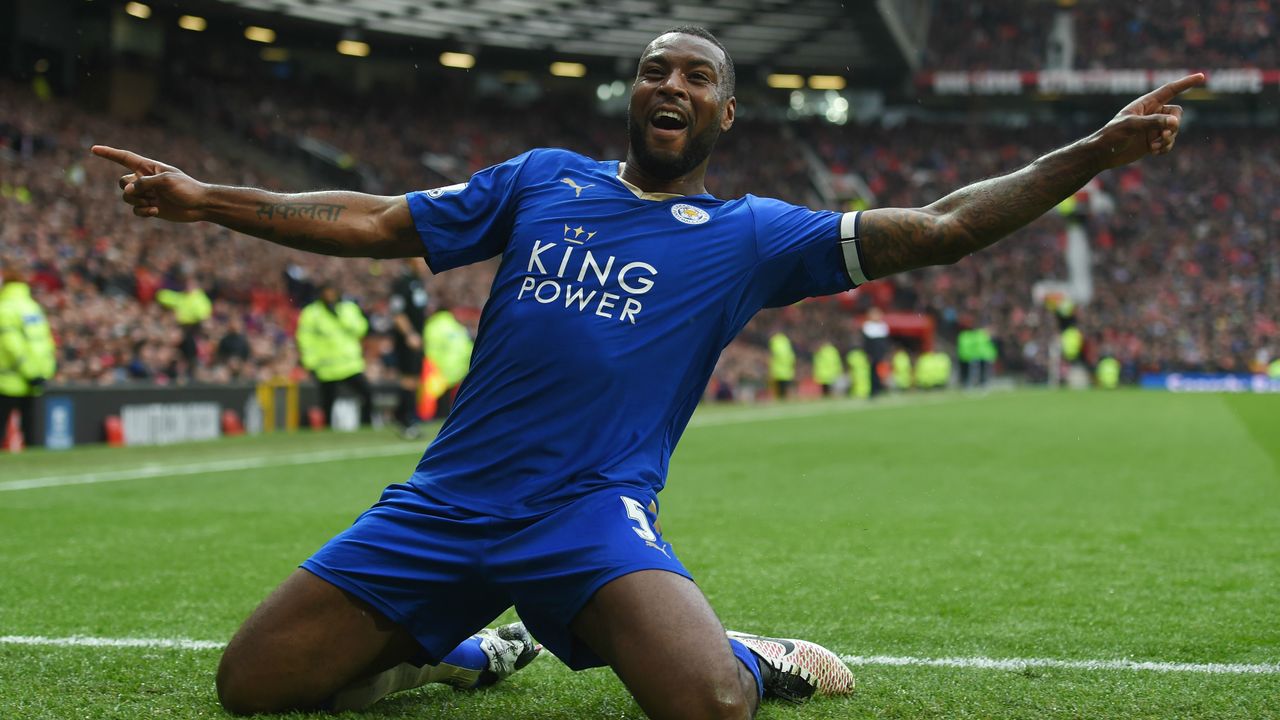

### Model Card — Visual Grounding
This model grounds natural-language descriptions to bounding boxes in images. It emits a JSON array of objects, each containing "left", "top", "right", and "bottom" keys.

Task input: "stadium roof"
[{"left": 208, "top": 0, "right": 917, "bottom": 77}]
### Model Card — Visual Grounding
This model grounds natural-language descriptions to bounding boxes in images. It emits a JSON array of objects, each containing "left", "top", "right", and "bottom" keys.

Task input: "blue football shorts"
[{"left": 301, "top": 482, "right": 690, "bottom": 670}]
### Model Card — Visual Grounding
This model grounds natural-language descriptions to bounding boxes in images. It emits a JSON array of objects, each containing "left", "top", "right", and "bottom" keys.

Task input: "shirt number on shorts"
[{"left": 620, "top": 496, "right": 657, "bottom": 543}]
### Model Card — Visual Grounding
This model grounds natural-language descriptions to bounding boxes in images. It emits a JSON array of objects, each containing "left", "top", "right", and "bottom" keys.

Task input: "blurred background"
[{"left": 2, "top": 0, "right": 1277, "bottom": 448}]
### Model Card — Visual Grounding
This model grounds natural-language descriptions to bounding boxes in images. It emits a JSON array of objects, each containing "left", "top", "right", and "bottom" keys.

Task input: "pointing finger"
[
  {"left": 92, "top": 145, "right": 160, "bottom": 173},
  {"left": 1143, "top": 73, "right": 1205, "bottom": 105}
]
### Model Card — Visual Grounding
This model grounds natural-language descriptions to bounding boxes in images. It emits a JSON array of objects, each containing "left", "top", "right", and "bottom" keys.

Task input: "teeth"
[{"left": 654, "top": 110, "right": 684, "bottom": 123}]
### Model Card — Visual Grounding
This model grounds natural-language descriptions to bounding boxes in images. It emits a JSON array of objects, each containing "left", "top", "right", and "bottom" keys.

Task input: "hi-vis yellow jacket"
[
  {"left": 0, "top": 282, "right": 56, "bottom": 397},
  {"left": 296, "top": 300, "right": 368, "bottom": 382},
  {"left": 156, "top": 287, "right": 212, "bottom": 325}
]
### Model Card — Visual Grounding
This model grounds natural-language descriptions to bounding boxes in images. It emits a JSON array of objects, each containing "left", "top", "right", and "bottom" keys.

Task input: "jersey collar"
[{"left": 614, "top": 162, "right": 688, "bottom": 202}]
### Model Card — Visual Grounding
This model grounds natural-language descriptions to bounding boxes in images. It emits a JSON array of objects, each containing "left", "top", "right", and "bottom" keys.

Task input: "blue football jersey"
[{"left": 405, "top": 148, "right": 867, "bottom": 518}]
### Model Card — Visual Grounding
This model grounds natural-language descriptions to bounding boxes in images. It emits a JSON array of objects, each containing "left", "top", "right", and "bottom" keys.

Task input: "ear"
[{"left": 720, "top": 96, "right": 736, "bottom": 132}]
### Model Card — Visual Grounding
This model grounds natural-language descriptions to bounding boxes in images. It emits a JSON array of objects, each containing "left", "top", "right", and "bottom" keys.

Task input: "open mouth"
[{"left": 650, "top": 109, "right": 689, "bottom": 133}]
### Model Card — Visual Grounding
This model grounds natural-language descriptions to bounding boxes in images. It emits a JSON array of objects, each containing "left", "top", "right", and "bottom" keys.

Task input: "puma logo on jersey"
[
  {"left": 645, "top": 540, "right": 672, "bottom": 558},
  {"left": 561, "top": 177, "right": 594, "bottom": 197}
]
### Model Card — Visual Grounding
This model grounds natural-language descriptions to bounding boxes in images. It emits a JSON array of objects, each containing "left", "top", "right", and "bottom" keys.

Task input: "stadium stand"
[
  {"left": 3, "top": 77, "right": 1278, "bottom": 391},
  {"left": 926, "top": 0, "right": 1278, "bottom": 71}
]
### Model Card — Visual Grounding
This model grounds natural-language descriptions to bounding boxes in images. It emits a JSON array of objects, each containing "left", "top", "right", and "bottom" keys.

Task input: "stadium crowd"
[
  {"left": 1, "top": 79, "right": 390, "bottom": 385},
  {"left": 926, "top": 0, "right": 1278, "bottom": 71},
  {"left": 2, "top": 65, "right": 1276, "bottom": 392},
  {"left": 801, "top": 119, "right": 1278, "bottom": 381}
]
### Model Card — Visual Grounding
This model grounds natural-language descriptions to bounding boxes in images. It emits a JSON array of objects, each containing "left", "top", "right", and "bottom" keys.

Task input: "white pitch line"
[
  {"left": 1, "top": 393, "right": 987, "bottom": 493},
  {"left": 1, "top": 635, "right": 224, "bottom": 650},
  {"left": 2, "top": 635, "right": 1275, "bottom": 675},
  {"left": 0, "top": 444, "right": 417, "bottom": 492},
  {"left": 688, "top": 392, "right": 977, "bottom": 429},
  {"left": 839, "top": 654, "right": 1280, "bottom": 675}
]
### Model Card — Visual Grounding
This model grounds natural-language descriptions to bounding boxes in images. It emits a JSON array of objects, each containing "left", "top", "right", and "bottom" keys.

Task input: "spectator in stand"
[{"left": 217, "top": 314, "right": 253, "bottom": 381}]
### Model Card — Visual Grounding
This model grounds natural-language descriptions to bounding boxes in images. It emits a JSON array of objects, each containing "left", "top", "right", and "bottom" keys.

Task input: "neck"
[{"left": 619, "top": 153, "right": 709, "bottom": 196}]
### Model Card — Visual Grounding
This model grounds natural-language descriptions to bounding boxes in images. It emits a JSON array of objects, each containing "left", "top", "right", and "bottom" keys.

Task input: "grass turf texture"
[{"left": 1, "top": 389, "right": 1277, "bottom": 718}]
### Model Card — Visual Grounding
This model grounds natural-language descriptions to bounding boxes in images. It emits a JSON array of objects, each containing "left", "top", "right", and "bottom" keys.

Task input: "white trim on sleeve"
[{"left": 839, "top": 211, "right": 869, "bottom": 286}]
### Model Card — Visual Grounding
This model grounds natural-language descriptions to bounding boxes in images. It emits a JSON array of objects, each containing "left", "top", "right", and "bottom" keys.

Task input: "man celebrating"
[{"left": 94, "top": 25, "right": 1199, "bottom": 720}]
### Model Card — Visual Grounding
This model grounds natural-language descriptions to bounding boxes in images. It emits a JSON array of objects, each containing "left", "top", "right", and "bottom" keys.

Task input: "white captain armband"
[{"left": 839, "top": 211, "right": 869, "bottom": 286}]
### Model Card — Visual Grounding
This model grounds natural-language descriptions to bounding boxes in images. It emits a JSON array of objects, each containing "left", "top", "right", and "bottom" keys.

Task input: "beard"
[{"left": 626, "top": 112, "right": 723, "bottom": 181}]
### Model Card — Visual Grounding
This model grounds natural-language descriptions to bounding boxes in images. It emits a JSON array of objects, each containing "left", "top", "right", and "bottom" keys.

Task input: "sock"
[
  {"left": 328, "top": 636, "right": 490, "bottom": 710},
  {"left": 328, "top": 662, "right": 434, "bottom": 711},
  {"left": 441, "top": 636, "right": 488, "bottom": 674},
  {"left": 729, "top": 638, "right": 764, "bottom": 700}
]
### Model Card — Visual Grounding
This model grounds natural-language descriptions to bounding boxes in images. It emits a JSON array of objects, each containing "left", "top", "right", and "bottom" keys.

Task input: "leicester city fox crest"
[{"left": 671, "top": 203, "right": 711, "bottom": 225}]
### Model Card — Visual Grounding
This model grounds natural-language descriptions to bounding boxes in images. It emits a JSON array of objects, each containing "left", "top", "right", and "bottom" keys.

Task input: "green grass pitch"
[{"left": 2, "top": 389, "right": 1278, "bottom": 718}]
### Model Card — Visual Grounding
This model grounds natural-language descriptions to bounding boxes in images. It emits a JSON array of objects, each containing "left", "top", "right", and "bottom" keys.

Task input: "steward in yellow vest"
[
  {"left": 424, "top": 309, "right": 474, "bottom": 417},
  {"left": 812, "top": 342, "right": 843, "bottom": 397},
  {"left": 296, "top": 284, "right": 372, "bottom": 427},
  {"left": 156, "top": 285, "right": 212, "bottom": 325},
  {"left": 1096, "top": 356, "right": 1121, "bottom": 389},
  {"left": 892, "top": 349, "right": 913, "bottom": 391},
  {"left": 957, "top": 327, "right": 978, "bottom": 386},
  {"left": 769, "top": 332, "right": 796, "bottom": 399},
  {"left": 1061, "top": 326, "right": 1084, "bottom": 363},
  {"left": 916, "top": 351, "right": 952, "bottom": 390},
  {"left": 846, "top": 348, "right": 871, "bottom": 399},
  {"left": 156, "top": 277, "right": 212, "bottom": 374},
  {"left": 0, "top": 270, "right": 57, "bottom": 445}
]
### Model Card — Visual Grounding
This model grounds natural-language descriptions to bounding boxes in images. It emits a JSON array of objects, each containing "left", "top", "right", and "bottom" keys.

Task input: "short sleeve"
[
  {"left": 749, "top": 197, "right": 858, "bottom": 308},
  {"left": 405, "top": 150, "right": 536, "bottom": 273}
]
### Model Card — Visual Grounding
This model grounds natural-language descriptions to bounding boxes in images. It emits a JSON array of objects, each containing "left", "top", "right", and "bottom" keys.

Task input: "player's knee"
[
  {"left": 216, "top": 647, "right": 277, "bottom": 716},
  {"left": 215, "top": 652, "right": 251, "bottom": 715},
  {"left": 684, "top": 681, "right": 755, "bottom": 720},
  {"left": 698, "top": 690, "right": 754, "bottom": 720}
]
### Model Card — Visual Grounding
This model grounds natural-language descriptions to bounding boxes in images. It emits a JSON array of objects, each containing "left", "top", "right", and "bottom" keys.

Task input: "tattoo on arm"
[
  {"left": 858, "top": 208, "right": 945, "bottom": 281},
  {"left": 859, "top": 137, "right": 1103, "bottom": 280},
  {"left": 205, "top": 186, "right": 420, "bottom": 258},
  {"left": 255, "top": 202, "right": 346, "bottom": 222},
  {"left": 248, "top": 203, "right": 350, "bottom": 255}
]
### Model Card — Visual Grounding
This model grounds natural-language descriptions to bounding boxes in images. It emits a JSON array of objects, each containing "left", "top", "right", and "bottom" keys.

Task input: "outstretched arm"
[
  {"left": 91, "top": 146, "right": 423, "bottom": 259},
  {"left": 856, "top": 74, "right": 1203, "bottom": 280}
]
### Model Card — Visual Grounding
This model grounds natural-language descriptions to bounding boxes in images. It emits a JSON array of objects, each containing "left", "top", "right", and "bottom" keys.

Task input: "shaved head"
[{"left": 643, "top": 26, "right": 736, "bottom": 99}]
